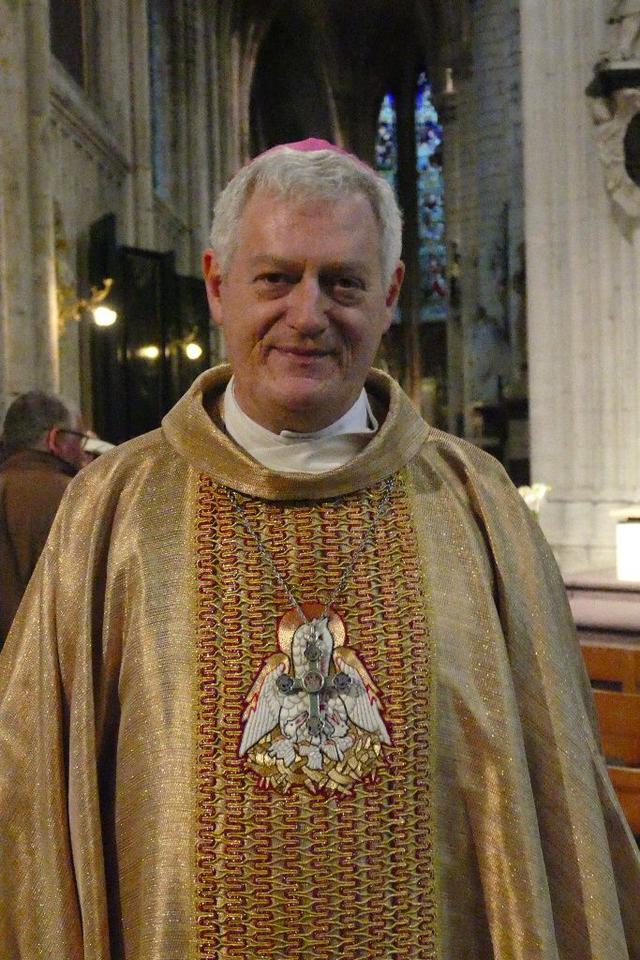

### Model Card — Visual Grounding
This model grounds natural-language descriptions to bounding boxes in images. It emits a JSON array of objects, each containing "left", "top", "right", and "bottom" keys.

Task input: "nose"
[{"left": 285, "top": 276, "right": 330, "bottom": 337}]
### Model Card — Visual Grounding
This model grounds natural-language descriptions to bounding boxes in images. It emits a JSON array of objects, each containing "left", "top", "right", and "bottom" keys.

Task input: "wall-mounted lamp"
[
  {"left": 93, "top": 304, "right": 118, "bottom": 327},
  {"left": 57, "top": 277, "right": 118, "bottom": 334},
  {"left": 184, "top": 342, "right": 203, "bottom": 361},
  {"left": 137, "top": 344, "right": 161, "bottom": 361}
]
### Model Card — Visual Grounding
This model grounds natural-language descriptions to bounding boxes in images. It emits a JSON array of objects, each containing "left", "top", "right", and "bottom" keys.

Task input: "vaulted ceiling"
[{"left": 216, "top": 0, "right": 471, "bottom": 158}]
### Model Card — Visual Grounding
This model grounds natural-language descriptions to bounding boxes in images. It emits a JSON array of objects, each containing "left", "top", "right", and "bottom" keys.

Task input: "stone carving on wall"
[
  {"left": 53, "top": 202, "right": 114, "bottom": 335},
  {"left": 50, "top": 62, "right": 129, "bottom": 187},
  {"left": 590, "top": 88, "right": 640, "bottom": 216},
  {"left": 586, "top": 4, "right": 640, "bottom": 216},
  {"left": 604, "top": 1, "right": 640, "bottom": 63},
  {"left": 54, "top": 202, "right": 79, "bottom": 334}
]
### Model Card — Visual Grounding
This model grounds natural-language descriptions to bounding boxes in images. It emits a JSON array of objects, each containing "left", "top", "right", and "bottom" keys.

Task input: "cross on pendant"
[{"left": 275, "top": 620, "right": 352, "bottom": 740}]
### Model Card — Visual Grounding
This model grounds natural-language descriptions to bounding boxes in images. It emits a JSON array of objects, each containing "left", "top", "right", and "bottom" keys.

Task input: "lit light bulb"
[
  {"left": 92, "top": 305, "right": 118, "bottom": 327},
  {"left": 185, "top": 342, "right": 203, "bottom": 360},
  {"left": 138, "top": 344, "right": 161, "bottom": 360}
]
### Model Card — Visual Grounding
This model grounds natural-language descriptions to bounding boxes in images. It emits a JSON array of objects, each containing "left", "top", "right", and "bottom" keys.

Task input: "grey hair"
[
  {"left": 2, "top": 390, "right": 74, "bottom": 453},
  {"left": 209, "top": 147, "right": 403, "bottom": 282}
]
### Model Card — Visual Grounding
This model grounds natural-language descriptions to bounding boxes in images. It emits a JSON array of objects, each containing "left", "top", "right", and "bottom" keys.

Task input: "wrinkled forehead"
[
  {"left": 243, "top": 180, "right": 379, "bottom": 222},
  {"left": 236, "top": 185, "right": 384, "bottom": 263}
]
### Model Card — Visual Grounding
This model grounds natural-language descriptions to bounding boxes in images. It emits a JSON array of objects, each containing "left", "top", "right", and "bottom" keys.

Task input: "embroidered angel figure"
[{"left": 239, "top": 616, "right": 391, "bottom": 774}]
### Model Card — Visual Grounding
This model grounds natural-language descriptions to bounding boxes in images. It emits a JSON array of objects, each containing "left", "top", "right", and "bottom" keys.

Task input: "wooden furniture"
[
  {"left": 581, "top": 642, "right": 640, "bottom": 693},
  {"left": 564, "top": 570, "right": 640, "bottom": 837},
  {"left": 608, "top": 766, "right": 640, "bottom": 835},
  {"left": 591, "top": 684, "right": 640, "bottom": 838},
  {"left": 592, "top": 689, "right": 640, "bottom": 765}
]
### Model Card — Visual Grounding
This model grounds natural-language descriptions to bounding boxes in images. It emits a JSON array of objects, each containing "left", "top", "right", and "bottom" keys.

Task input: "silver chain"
[{"left": 223, "top": 475, "right": 397, "bottom": 623}]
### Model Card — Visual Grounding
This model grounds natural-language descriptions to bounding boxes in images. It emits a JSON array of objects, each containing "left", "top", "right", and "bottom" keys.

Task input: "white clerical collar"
[{"left": 222, "top": 377, "right": 378, "bottom": 474}]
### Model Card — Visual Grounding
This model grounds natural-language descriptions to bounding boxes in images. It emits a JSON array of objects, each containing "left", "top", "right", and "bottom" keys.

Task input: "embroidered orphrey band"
[{"left": 194, "top": 474, "right": 436, "bottom": 959}]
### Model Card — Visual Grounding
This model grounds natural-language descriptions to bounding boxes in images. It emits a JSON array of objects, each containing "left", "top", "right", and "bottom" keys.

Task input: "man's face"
[{"left": 203, "top": 189, "right": 404, "bottom": 433}]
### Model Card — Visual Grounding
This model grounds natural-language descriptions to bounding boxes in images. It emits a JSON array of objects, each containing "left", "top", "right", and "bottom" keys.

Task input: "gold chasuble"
[{"left": 1, "top": 366, "right": 639, "bottom": 960}]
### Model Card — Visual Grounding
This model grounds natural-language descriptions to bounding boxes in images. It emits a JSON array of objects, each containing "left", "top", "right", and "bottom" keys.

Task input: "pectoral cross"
[{"left": 276, "top": 623, "right": 351, "bottom": 739}]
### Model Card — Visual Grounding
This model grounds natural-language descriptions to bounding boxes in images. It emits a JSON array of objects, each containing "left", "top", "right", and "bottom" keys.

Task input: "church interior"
[{"left": 2, "top": 0, "right": 640, "bottom": 829}]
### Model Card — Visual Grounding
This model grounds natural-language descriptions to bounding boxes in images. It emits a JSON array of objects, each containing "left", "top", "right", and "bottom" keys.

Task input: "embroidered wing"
[
  {"left": 239, "top": 653, "right": 289, "bottom": 756},
  {"left": 332, "top": 647, "right": 391, "bottom": 745}
]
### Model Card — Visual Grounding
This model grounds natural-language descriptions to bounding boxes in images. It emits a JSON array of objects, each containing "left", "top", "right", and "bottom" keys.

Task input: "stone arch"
[{"left": 249, "top": 1, "right": 339, "bottom": 153}]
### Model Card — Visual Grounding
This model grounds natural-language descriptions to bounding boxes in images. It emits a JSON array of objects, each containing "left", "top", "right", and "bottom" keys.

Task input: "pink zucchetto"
[{"left": 256, "top": 138, "right": 374, "bottom": 171}]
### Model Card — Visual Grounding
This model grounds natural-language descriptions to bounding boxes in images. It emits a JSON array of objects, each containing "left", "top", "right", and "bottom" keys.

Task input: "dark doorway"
[
  {"left": 88, "top": 215, "right": 211, "bottom": 444},
  {"left": 249, "top": 3, "right": 335, "bottom": 154}
]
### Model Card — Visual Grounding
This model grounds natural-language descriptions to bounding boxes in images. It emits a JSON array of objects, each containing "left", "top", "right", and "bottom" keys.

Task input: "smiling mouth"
[{"left": 272, "top": 346, "right": 332, "bottom": 359}]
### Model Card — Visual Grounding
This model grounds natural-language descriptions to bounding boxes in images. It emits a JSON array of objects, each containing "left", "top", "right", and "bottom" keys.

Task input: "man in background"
[{"left": 0, "top": 390, "right": 88, "bottom": 648}]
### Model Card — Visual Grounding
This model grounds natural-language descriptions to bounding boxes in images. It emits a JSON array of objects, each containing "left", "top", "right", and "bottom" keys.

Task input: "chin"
[
  {"left": 274, "top": 390, "right": 349, "bottom": 432},
  {"left": 275, "top": 379, "right": 337, "bottom": 409}
]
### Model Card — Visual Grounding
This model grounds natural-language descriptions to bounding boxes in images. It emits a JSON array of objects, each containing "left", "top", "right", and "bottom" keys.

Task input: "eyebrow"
[{"left": 249, "top": 255, "right": 372, "bottom": 275}]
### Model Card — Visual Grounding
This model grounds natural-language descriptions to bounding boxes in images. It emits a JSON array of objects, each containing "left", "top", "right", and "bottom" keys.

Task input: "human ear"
[
  {"left": 202, "top": 249, "right": 224, "bottom": 327},
  {"left": 382, "top": 261, "right": 405, "bottom": 331},
  {"left": 45, "top": 427, "right": 59, "bottom": 455}
]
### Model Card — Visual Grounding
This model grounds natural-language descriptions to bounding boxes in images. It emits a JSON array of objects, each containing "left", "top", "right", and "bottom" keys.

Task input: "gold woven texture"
[
  {"left": 2, "top": 366, "right": 640, "bottom": 959},
  {"left": 194, "top": 473, "right": 436, "bottom": 960}
]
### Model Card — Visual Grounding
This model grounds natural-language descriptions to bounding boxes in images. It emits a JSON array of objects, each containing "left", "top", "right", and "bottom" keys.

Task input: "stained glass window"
[
  {"left": 374, "top": 73, "right": 447, "bottom": 322},
  {"left": 415, "top": 72, "right": 446, "bottom": 322},
  {"left": 375, "top": 93, "right": 398, "bottom": 192}
]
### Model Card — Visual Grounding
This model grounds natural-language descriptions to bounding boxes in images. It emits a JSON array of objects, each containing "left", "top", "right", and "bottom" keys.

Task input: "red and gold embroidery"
[
  {"left": 239, "top": 603, "right": 391, "bottom": 794},
  {"left": 194, "top": 475, "right": 436, "bottom": 959}
]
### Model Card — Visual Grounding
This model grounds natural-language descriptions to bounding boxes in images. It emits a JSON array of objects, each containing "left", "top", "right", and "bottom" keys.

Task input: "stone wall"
[
  {"left": 444, "top": 0, "right": 526, "bottom": 435},
  {"left": 0, "top": 0, "right": 58, "bottom": 402},
  {"left": 521, "top": 0, "right": 640, "bottom": 571},
  {"left": 50, "top": 60, "right": 131, "bottom": 410},
  {"left": 0, "top": 0, "right": 228, "bottom": 420},
  {"left": 471, "top": 0, "right": 524, "bottom": 401}
]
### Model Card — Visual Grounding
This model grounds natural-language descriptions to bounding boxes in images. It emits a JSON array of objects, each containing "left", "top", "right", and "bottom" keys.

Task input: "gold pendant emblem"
[{"left": 239, "top": 604, "right": 391, "bottom": 794}]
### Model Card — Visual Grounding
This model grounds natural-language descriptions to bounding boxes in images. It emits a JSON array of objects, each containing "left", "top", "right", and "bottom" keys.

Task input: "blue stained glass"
[
  {"left": 374, "top": 74, "right": 447, "bottom": 323},
  {"left": 415, "top": 72, "right": 447, "bottom": 322},
  {"left": 375, "top": 93, "right": 398, "bottom": 192}
]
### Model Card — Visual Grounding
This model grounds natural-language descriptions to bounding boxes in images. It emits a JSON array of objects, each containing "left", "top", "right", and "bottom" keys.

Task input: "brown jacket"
[{"left": 0, "top": 450, "right": 75, "bottom": 648}]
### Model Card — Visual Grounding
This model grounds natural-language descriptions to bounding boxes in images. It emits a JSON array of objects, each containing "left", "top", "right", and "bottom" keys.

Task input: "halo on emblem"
[{"left": 277, "top": 602, "right": 346, "bottom": 654}]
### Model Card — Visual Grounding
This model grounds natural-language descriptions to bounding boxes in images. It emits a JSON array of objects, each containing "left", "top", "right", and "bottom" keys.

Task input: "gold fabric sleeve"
[
  {"left": 0, "top": 432, "right": 201, "bottom": 959},
  {"left": 409, "top": 432, "right": 640, "bottom": 959}
]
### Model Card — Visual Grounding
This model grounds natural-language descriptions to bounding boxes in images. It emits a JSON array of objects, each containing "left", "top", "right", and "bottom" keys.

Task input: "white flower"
[{"left": 518, "top": 483, "right": 552, "bottom": 514}]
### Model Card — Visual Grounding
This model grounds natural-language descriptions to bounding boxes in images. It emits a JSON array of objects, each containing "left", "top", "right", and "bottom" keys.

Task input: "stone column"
[
  {"left": 26, "top": 0, "right": 59, "bottom": 392},
  {"left": 206, "top": 8, "right": 224, "bottom": 200},
  {"left": 436, "top": 74, "right": 468, "bottom": 435},
  {"left": 185, "top": 0, "right": 212, "bottom": 272},
  {"left": 97, "top": 0, "right": 136, "bottom": 244},
  {"left": 128, "top": 0, "right": 155, "bottom": 248},
  {"left": 466, "top": 0, "right": 524, "bottom": 412},
  {"left": 396, "top": 62, "right": 422, "bottom": 406},
  {"left": 213, "top": 7, "right": 246, "bottom": 187},
  {"left": 451, "top": 67, "right": 480, "bottom": 437},
  {"left": 521, "top": 0, "right": 640, "bottom": 570},
  {"left": 0, "top": 0, "right": 59, "bottom": 403},
  {"left": 0, "top": 193, "right": 9, "bottom": 415}
]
